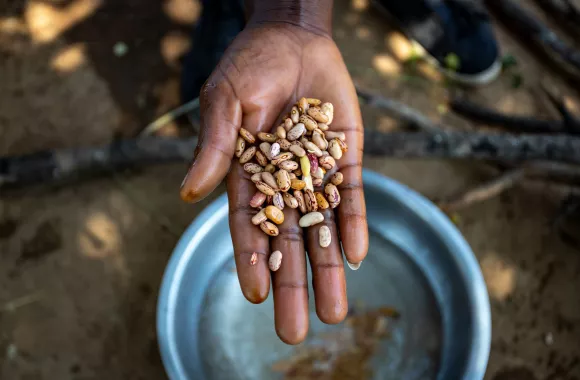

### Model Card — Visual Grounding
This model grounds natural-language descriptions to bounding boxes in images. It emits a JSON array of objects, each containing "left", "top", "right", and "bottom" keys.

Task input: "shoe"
[
  {"left": 372, "top": 0, "right": 501, "bottom": 85},
  {"left": 180, "top": 0, "right": 246, "bottom": 106}
]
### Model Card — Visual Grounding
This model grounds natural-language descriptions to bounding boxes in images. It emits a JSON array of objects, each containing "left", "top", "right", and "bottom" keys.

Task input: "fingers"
[
  {"left": 310, "top": 66, "right": 369, "bottom": 266},
  {"left": 227, "top": 164, "right": 271, "bottom": 304},
  {"left": 306, "top": 209, "right": 348, "bottom": 324},
  {"left": 336, "top": 127, "right": 369, "bottom": 266},
  {"left": 271, "top": 208, "right": 309, "bottom": 345},
  {"left": 180, "top": 80, "right": 242, "bottom": 203}
]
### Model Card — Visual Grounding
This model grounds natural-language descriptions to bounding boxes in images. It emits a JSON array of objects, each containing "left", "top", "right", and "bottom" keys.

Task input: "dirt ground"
[{"left": 1, "top": 0, "right": 580, "bottom": 379}]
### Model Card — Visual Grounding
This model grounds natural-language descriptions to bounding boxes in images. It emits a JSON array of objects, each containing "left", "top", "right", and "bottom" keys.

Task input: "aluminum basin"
[{"left": 157, "top": 169, "right": 491, "bottom": 380}]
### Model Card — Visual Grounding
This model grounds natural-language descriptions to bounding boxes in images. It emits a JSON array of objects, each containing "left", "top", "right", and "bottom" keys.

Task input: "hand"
[{"left": 180, "top": 16, "right": 368, "bottom": 344}]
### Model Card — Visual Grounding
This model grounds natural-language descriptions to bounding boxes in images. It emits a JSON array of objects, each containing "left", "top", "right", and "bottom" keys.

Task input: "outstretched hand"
[{"left": 180, "top": 21, "right": 368, "bottom": 344}]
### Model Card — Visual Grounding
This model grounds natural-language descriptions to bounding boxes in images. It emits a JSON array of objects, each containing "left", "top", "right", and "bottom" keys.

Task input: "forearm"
[{"left": 245, "top": 0, "right": 333, "bottom": 36}]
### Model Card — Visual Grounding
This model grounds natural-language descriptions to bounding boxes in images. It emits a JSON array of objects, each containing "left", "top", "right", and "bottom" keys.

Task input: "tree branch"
[
  {"left": 438, "top": 169, "right": 526, "bottom": 212},
  {"left": 534, "top": 0, "right": 580, "bottom": 39},
  {"left": 438, "top": 161, "right": 580, "bottom": 211},
  {"left": 0, "top": 137, "right": 196, "bottom": 188},
  {"left": 3, "top": 131, "right": 580, "bottom": 189},
  {"left": 486, "top": 0, "right": 580, "bottom": 78},
  {"left": 356, "top": 85, "right": 443, "bottom": 132},
  {"left": 449, "top": 96, "right": 567, "bottom": 133},
  {"left": 363, "top": 130, "right": 580, "bottom": 163}
]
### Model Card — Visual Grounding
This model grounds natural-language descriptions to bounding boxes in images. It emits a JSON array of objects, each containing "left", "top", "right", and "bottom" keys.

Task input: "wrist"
[{"left": 248, "top": 0, "right": 333, "bottom": 37}]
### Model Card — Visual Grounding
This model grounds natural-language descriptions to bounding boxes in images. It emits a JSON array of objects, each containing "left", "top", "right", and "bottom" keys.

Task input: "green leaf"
[
  {"left": 511, "top": 73, "right": 523, "bottom": 89},
  {"left": 501, "top": 54, "right": 518, "bottom": 70},
  {"left": 444, "top": 53, "right": 461, "bottom": 72}
]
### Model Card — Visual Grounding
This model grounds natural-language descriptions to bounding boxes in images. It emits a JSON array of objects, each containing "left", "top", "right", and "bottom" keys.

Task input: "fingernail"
[
  {"left": 347, "top": 260, "right": 362, "bottom": 271},
  {"left": 180, "top": 170, "right": 189, "bottom": 189}
]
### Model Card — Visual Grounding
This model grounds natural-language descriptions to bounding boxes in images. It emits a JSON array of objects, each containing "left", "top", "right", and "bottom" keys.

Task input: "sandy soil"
[{"left": 1, "top": 0, "right": 580, "bottom": 379}]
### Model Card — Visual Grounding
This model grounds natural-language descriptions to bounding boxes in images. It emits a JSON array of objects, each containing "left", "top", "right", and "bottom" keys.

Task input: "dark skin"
[{"left": 180, "top": 0, "right": 369, "bottom": 344}]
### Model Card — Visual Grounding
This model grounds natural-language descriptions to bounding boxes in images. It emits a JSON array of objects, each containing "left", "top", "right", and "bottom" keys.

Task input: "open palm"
[{"left": 180, "top": 22, "right": 368, "bottom": 344}]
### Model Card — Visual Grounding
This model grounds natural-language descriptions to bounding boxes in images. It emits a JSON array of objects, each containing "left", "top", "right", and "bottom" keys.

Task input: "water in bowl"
[{"left": 197, "top": 230, "right": 442, "bottom": 380}]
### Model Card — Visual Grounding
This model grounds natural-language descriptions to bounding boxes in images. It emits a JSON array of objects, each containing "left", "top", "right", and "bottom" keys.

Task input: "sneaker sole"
[
  {"left": 370, "top": 0, "right": 502, "bottom": 86},
  {"left": 419, "top": 44, "right": 502, "bottom": 86}
]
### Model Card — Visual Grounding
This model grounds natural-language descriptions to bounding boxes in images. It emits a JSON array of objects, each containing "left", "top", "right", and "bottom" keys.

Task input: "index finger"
[
  {"left": 180, "top": 80, "right": 242, "bottom": 203},
  {"left": 227, "top": 163, "right": 271, "bottom": 303}
]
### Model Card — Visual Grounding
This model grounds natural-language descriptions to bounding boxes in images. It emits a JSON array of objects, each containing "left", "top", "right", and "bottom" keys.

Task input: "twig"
[
  {"left": 534, "top": 0, "right": 580, "bottom": 39},
  {"left": 0, "top": 137, "right": 196, "bottom": 188},
  {"left": 450, "top": 84, "right": 580, "bottom": 134},
  {"left": 139, "top": 97, "right": 200, "bottom": 137},
  {"left": 525, "top": 161, "right": 580, "bottom": 185},
  {"left": 449, "top": 96, "right": 568, "bottom": 133},
  {"left": 363, "top": 130, "right": 580, "bottom": 163},
  {"left": 540, "top": 84, "right": 580, "bottom": 133},
  {"left": 438, "top": 161, "right": 580, "bottom": 211},
  {"left": 486, "top": 0, "right": 580, "bottom": 77},
  {"left": 3, "top": 131, "right": 580, "bottom": 189},
  {"left": 140, "top": 86, "right": 441, "bottom": 138},
  {"left": 356, "top": 85, "right": 443, "bottom": 132},
  {"left": 1, "top": 292, "right": 44, "bottom": 313},
  {"left": 439, "top": 169, "right": 526, "bottom": 212}
]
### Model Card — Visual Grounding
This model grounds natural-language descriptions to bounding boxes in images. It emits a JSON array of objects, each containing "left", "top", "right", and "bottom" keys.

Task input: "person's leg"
[
  {"left": 180, "top": 0, "right": 246, "bottom": 105},
  {"left": 180, "top": 0, "right": 501, "bottom": 106},
  {"left": 373, "top": 0, "right": 501, "bottom": 85}
]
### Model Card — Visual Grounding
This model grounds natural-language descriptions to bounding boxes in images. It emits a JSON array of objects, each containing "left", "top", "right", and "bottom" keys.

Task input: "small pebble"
[
  {"left": 544, "top": 332, "right": 554, "bottom": 346},
  {"left": 113, "top": 42, "right": 128, "bottom": 57}
]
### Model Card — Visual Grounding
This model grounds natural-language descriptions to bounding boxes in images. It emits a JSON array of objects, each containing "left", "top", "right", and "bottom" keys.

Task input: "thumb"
[{"left": 180, "top": 81, "right": 242, "bottom": 203}]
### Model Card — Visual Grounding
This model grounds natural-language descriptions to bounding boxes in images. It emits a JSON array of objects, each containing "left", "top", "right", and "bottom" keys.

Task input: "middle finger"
[
  {"left": 271, "top": 208, "right": 309, "bottom": 345},
  {"left": 306, "top": 208, "right": 348, "bottom": 324}
]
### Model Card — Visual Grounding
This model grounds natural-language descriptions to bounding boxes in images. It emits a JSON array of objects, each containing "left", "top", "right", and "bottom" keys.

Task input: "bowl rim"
[{"left": 156, "top": 169, "right": 491, "bottom": 380}]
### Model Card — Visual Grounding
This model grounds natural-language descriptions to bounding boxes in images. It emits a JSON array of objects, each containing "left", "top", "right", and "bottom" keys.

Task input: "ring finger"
[{"left": 306, "top": 208, "right": 348, "bottom": 324}]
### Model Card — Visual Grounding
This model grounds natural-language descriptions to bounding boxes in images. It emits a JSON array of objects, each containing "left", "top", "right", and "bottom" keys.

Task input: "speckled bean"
[
  {"left": 256, "top": 181, "right": 276, "bottom": 196},
  {"left": 287, "top": 123, "right": 306, "bottom": 141},
  {"left": 273, "top": 192, "right": 285, "bottom": 210},
  {"left": 239, "top": 146, "right": 257, "bottom": 164},
  {"left": 264, "top": 205, "right": 284, "bottom": 225},
  {"left": 269, "top": 250, "right": 282, "bottom": 271},
  {"left": 307, "top": 106, "right": 329, "bottom": 123},
  {"left": 244, "top": 163, "right": 263, "bottom": 174},
  {"left": 299, "top": 115, "right": 318, "bottom": 131},
  {"left": 304, "top": 189, "right": 318, "bottom": 212},
  {"left": 251, "top": 209, "right": 267, "bottom": 225},
  {"left": 261, "top": 172, "right": 279, "bottom": 190},
  {"left": 283, "top": 193, "right": 299, "bottom": 208},
  {"left": 271, "top": 152, "right": 293, "bottom": 165},
  {"left": 235, "top": 137, "right": 245, "bottom": 158},
  {"left": 290, "top": 106, "right": 299, "bottom": 124},
  {"left": 298, "top": 212, "right": 324, "bottom": 227},
  {"left": 250, "top": 192, "right": 267, "bottom": 208},
  {"left": 275, "top": 169, "right": 291, "bottom": 192},
  {"left": 255, "top": 151, "right": 268, "bottom": 167},
  {"left": 315, "top": 192, "right": 329, "bottom": 210},
  {"left": 319, "top": 225, "right": 331, "bottom": 247},
  {"left": 239, "top": 128, "right": 255, "bottom": 143},
  {"left": 294, "top": 190, "right": 306, "bottom": 213},
  {"left": 260, "top": 221, "right": 279, "bottom": 236},
  {"left": 258, "top": 132, "right": 278, "bottom": 143},
  {"left": 330, "top": 172, "right": 343, "bottom": 186},
  {"left": 279, "top": 160, "right": 299, "bottom": 171}
]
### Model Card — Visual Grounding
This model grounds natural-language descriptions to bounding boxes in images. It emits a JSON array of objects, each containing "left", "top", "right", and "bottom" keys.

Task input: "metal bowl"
[{"left": 157, "top": 169, "right": 491, "bottom": 380}]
